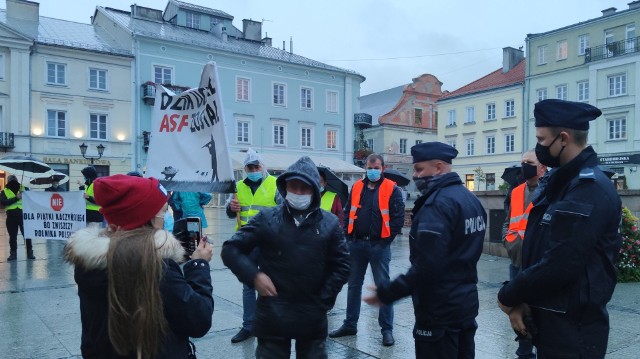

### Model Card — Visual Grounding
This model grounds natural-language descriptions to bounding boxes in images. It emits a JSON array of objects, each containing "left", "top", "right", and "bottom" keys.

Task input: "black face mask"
[
  {"left": 535, "top": 133, "right": 565, "bottom": 168},
  {"left": 521, "top": 163, "right": 538, "bottom": 180}
]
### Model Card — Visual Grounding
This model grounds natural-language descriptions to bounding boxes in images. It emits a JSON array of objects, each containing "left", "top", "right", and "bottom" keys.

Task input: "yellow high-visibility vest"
[{"left": 235, "top": 175, "right": 277, "bottom": 230}]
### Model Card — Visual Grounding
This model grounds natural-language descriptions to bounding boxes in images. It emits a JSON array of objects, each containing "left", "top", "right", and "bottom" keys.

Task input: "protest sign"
[
  {"left": 22, "top": 191, "right": 86, "bottom": 240},
  {"left": 146, "top": 61, "right": 235, "bottom": 193}
]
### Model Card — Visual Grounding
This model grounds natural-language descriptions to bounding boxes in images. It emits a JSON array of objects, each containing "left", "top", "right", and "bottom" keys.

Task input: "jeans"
[
  {"left": 510, "top": 264, "right": 536, "bottom": 359},
  {"left": 243, "top": 249, "right": 259, "bottom": 330},
  {"left": 344, "top": 240, "right": 393, "bottom": 333},
  {"left": 255, "top": 338, "right": 327, "bottom": 359}
]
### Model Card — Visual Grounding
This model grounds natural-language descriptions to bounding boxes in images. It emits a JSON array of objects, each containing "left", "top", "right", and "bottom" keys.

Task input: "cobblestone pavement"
[{"left": 1, "top": 208, "right": 639, "bottom": 358}]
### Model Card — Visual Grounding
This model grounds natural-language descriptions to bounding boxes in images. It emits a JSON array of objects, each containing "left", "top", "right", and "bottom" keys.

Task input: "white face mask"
[{"left": 286, "top": 192, "right": 312, "bottom": 210}]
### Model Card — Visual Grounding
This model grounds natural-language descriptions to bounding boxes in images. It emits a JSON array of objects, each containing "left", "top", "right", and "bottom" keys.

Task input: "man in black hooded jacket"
[{"left": 221, "top": 156, "right": 350, "bottom": 358}]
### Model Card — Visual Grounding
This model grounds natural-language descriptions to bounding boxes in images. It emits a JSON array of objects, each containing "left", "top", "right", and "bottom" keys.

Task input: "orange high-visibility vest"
[
  {"left": 347, "top": 178, "right": 395, "bottom": 238},
  {"left": 505, "top": 183, "right": 534, "bottom": 243}
]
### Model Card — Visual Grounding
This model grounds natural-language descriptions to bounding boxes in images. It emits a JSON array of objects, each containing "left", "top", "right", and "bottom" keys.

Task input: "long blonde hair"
[{"left": 107, "top": 227, "right": 167, "bottom": 358}]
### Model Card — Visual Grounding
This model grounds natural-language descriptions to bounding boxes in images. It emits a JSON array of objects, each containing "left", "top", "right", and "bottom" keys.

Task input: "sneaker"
[
  {"left": 230, "top": 328, "right": 252, "bottom": 343},
  {"left": 329, "top": 325, "right": 357, "bottom": 338}
]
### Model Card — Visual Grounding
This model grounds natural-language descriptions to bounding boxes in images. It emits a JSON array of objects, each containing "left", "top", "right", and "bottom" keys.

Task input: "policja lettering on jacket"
[{"left": 464, "top": 215, "right": 486, "bottom": 235}]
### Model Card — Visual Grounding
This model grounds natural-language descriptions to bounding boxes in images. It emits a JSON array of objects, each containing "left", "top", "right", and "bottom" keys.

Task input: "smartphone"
[{"left": 186, "top": 217, "right": 202, "bottom": 247}]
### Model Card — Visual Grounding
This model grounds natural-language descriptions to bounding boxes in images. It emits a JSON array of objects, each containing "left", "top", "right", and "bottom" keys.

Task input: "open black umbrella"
[
  {"left": 598, "top": 166, "right": 616, "bottom": 179},
  {"left": 317, "top": 166, "right": 348, "bottom": 205},
  {"left": 29, "top": 172, "right": 69, "bottom": 189},
  {"left": 383, "top": 169, "right": 410, "bottom": 187},
  {"left": 501, "top": 165, "right": 523, "bottom": 188},
  {"left": 0, "top": 155, "right": 54, "bottom": 182}
]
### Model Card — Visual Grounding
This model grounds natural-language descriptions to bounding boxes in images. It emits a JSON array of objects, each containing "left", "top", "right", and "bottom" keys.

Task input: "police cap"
[
  {"left": 411, "top": 142, "right": 458, "bottom": 164},
  {"left": 534, "top": 99, "right": 602, "bottom": 130}
]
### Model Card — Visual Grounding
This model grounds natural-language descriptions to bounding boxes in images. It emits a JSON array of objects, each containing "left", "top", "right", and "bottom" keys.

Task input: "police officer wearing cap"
[
  {"left": 497, "top": 99, "right": 622, "bottom": 359},
  {"left": 365, "top": 142, "right": 486, "bottom": 358}
]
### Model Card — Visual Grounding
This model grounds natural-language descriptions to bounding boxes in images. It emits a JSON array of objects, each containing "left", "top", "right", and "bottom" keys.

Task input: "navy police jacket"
[
  {"left": 377, "top": 172, "right": 486, "bottom": 336},
  {"left": 498, "top": 147, "right": 621, "bottom": 357}
]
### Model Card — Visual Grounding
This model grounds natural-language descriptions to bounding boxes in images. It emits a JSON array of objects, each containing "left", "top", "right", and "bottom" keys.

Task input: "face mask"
[
  {"left": 521, "top": 163, "right": 538, "bottom": 180},
  {"left": 413, "top": 175, "right": 435, "bottom": 194},
  {"left": 247, "top": 172, "right": 262, "bottom": 182},
  {"left": 286, "top": 192, "right": 312, "bottom": 210},
  {"left": 366, "top": 169, "right": 382, "bottom": 182},
  {"left": 535, "top": 134, "right": 565, "bottom": 168},
  {"left": 319, "top": 186, "right": 325, "bottom": 193}
]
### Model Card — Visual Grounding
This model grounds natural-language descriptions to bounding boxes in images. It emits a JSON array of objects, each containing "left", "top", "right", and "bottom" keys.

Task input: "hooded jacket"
[
  {"left": 64, "top": 226, "right": 213, "bottom": 359},
  {"left": 221, "top": 156, "right": 350, "bottom": 340}
]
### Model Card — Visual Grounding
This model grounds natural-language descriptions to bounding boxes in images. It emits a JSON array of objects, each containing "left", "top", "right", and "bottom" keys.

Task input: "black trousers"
[
  {"left": 86, "top": 209, "right": 104, "bottom": 223},
  {"left": 255, "top": 338, "right": 327, "bottom": 359},
  {"left": 414, "top": 326, "right": 476, "bottom": 359},
  {"left": 6, "top": 209, "right": 31, "bottom": 252}
]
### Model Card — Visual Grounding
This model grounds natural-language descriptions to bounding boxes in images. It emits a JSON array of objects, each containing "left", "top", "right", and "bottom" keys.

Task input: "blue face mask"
[
  {"left": 319, "top": 186, "right": 325, "bottom": 193},
  {"left": 366, "top": 169, "right": 382, "bottom": 182},
  {"left": 247, "top": 172, "right": 262, "bottom": 182}
]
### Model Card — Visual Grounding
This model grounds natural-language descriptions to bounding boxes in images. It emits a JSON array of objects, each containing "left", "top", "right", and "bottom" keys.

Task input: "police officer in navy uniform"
[
  {"left": 497, "top": 99, "right": 622, "bottom": 359},
  {"left": 365, "top": 142, "right": 486, "bottom": 359}
]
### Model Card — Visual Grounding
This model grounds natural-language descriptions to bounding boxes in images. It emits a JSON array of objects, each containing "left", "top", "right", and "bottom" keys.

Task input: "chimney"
[
  {"left": 502, "top": 46, "right": 524, "bottom": 73},
  {"left": 6, "top": 0, "right": 39, "bottom": 36},
  {"left": 283, "top": 41, "right": 286, "bottom": 51},
  {"left": 601, "top": 7, "right": 617, "bottom": 16},
  {"left": 242, "top": 19, "right": 262, "bottom": 41},
  {"left": 262, "top": 32, "right": 272, "bottom": 47},
  {"left": 629, "top": 1, "right": 640, "bottom": 9},
  {"left": 290, "top": 36, "right": 293, "bottom": 54}
]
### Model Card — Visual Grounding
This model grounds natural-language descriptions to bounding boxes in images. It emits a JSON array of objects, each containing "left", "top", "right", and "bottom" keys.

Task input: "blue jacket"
[
  {"left": 172, "top": 192, "right": 212, "bottom": 228},
  {"left": 377, "top": 172, "right": 486, "bottom": 336},
  {"left": 498, "top": 147, "right": 621, "bottom": 358}
]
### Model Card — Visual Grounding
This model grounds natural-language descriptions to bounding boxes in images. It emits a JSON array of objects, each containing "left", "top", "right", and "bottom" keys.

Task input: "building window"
[
  {"left": 186, "top": 11, "right": 200, "bottom": 29},
  {"left": 448, "top": 110, "right": 456, "bottom": 126},
  {"left": 486, "top": 136, "right": 495, "bottom": 154},
  {"left": 47, "top": 62, "right": 66, "bottom": 85},
  {"left": 605, "top": 30, "right": 614, "bottom": 57},
  {"left": 415, "top": 139, "right": 423, "bottom": 146},
  {"left": 465, "top": 138, "right": 475, "bottom": 156},
  {"left": 537, "top": 45, "right": 547, "bottom": 65},
  {"left": 236, "top": 77, "right": 250, "bottom": 102},
  {"left": 537, "top": 88, "right": 547, "bottom": 102},
  {"left": 608, "top": 74, "right": 627, "bottom": 96},
  {"left": 465, "top": 174, "right": 474, "bottom": 191},
  {"left": 578, "top": 34, "right": 589, "bottom": 55},
  {"left": 447, "top": 139, "right": 456, "bottom": 148},
  {"left": 486, "top": 173, "right": 495, "bottom": 190},
  {"left": 273, "top": 83, "right": 286, "bottom": 106},
  {"left": 486, "top": 103, "right": 496, "bottom": 121},
  {"left": 399, "top": 138, "right": 407, "bottom": 154},
  {"left": 326, "top": 129, "right": 337, "bottom": 150},
  {"left": 236, "top": 120, "right": 250, "bottom": 144},
  {"left": 465, "top": 106, "right": 475, "bottom": 124},
  {"left": 626, "top": 24, "right": 636, "bottom": 53},
  {"left": 608, "top": 118, "right": 626, "bottom": 140},
  {"left": 301, "top": 127, "right": 312, "bottom": 148},
  {"left": 504, "top": 134, "right": 515, "bottom": 153},
  {"left": 556, "top": 40, "right": 568, "bottom": 60},
  {"left": 89, "top": 68, "right": 107, "bottom": 90},
  {"left": 209, "top": 17, "right": 218, "bottom": 31},
  {"left": 47, "top": 110, "right": 66, "bottom": 137},
  {"left": 505, "top": 100, "right": 515, "bottom": 117},
  {"left": 555, "top": 84, "right": 568, "bottom": 100},
  {"left": 0, "top": 54, "right": 4, "bottom": 80},
  {"left": 89, "top": 114, "right": 107, "bottom": 140},
  {"left": 300, "top": 87, "right": 313, "bottom": 109},
  {"left": 272, "top": 123, "right": 286, "bottom": 146},
  {"left": 326, "top": 91, "right": 338, "bottom": 113},
  {"left": 414, "top": 108, "right": 422, "bottom": 124},
  {"left": 154, "top": 65, "right": 172, "bottom": 84},
  {"left": 365, "top": 138, "right": 374, "bottom": 150},
  {"left": 577, "top": 81, "right": 589, "bottom": 101}
]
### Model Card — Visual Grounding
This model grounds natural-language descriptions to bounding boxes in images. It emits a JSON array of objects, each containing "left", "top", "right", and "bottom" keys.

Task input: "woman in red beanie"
[{"left": 64, "top": 174, "right": 214, "bottom": 359}]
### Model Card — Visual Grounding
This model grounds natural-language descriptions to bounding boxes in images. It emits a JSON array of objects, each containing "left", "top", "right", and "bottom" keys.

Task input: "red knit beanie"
[{"left": 93, "top": 174, "right": 169, "bottom": 230}]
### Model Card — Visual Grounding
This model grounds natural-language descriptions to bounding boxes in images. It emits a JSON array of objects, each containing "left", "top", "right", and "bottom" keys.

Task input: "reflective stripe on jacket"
[
  {"left": 347, "top": 178, "right": 395, "bottom": 238},
  {"left": 320, "top": 191, "right": 337, "bottom": 212},
  {"left": 235, "top": 175, "right": 277, "bottom": 230},
  {"left": 85, "top": 183, "right": 100, "bottom": 211},
  {"left": 505, "top": 183, "right": 533, "bottom": 243}
]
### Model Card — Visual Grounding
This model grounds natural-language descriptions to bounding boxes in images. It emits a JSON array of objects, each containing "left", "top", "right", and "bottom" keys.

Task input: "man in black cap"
[
  {"left": 497, "top": 99, "right": 622, "bottom": 358},
  {"left": 364, "top": 141, "right": 486, "bottom": 358}
]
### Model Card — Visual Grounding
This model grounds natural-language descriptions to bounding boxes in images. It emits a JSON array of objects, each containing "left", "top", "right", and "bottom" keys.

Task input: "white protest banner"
[
  {"left": 22, "top": 191, "right": 86, "bottom": 240},
  {"left": 146, "top": 61, "right": 235, "bottom": 193}
]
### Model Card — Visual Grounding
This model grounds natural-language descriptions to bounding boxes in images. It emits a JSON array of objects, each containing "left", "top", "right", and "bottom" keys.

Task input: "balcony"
[
  {"left": 141, "top": 82, "right": 191, "bottom": 105},
  {"left": 354, "top": 113, "right": 373, "bottom": 128},
  {"left": 585, "top": 36, "right": 639, "bottom": 63},
  {"left": 0, "top": 132, "right": 14, "bottom": 151}
]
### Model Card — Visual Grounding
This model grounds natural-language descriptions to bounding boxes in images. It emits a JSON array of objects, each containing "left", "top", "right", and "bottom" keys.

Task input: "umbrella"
[
  {"left": 0, "top": 155, "right": 55, "bottom": 182},
  {"left": 598, "top": 166, "right": 616, "bottom": 179},
  {"left": 501, "top": 165, "right": 524, "bottom": 188},
  {"left": 317, "top": 166, "right": 348, "bottom": 205},
  {"left": 29, "top": 172, "right": 70, "bottom": 189},
  {"left": 383, "top": 169, "right": 410, "bottom": 187}
]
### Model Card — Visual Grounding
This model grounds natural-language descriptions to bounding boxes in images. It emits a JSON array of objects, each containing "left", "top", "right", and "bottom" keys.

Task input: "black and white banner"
[{"left": 22, "top": 191, "right": 86, "bottom": 240}]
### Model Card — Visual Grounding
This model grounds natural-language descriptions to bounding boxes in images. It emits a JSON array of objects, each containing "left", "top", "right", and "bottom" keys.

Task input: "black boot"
[
  {"left": 26, "top": 239, "right": 35, "bottom": 260},
  {"left": 7, "top": 251, "right": 17, "bottom": 261}
]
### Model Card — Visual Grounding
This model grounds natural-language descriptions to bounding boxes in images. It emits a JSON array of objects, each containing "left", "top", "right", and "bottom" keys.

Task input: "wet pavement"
[{"left": 1, "top": 207, "right": 639, "bottom": 358}]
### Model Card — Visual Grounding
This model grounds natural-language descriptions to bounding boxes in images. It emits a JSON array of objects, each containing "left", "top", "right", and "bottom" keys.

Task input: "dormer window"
[{"left": 186, "top": 11, "right": 200, "bottom": 29}]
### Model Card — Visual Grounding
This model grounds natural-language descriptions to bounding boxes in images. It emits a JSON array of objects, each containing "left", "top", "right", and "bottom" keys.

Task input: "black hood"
[{"left": 276, "top": 156, "right": 321, "bottom": 211}]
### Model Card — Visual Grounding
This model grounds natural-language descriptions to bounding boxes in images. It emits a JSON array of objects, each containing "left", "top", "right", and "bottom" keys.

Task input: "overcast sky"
[{"left": 12, "top": 0, "right": 635, "bottom": 95}]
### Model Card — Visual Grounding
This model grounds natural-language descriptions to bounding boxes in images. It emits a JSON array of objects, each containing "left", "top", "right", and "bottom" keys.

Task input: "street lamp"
[{"left": 79, "top": 143, "right": 106, "bottom": 164}]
